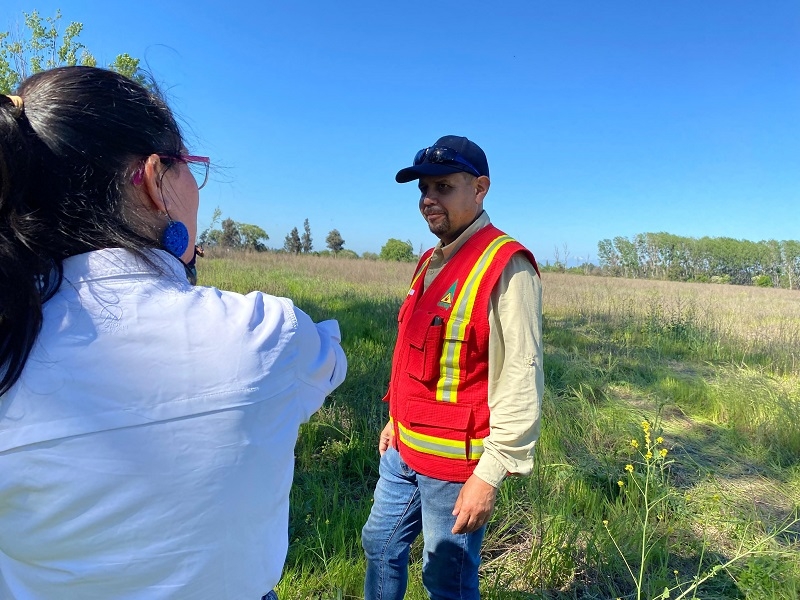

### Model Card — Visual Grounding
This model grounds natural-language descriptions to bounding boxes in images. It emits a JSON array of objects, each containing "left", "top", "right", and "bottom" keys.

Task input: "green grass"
[{"left": 199, "top": 253, "right": 800, "bottom": 600}]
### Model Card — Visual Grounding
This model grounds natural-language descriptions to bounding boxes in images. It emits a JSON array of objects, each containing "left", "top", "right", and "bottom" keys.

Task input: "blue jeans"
[{"left": 362, "top": 447, "right": 486, "bottom": 600}]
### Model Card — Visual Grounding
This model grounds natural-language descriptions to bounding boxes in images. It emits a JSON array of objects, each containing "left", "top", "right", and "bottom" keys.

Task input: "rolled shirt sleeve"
[{"left": 472, "top": 253, "right": 543, "bottom": 488}]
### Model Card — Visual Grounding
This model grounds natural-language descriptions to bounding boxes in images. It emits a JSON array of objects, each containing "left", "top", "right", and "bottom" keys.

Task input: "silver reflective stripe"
[{"left": 397, "top": 421, "right": 484, "bottom": 460}]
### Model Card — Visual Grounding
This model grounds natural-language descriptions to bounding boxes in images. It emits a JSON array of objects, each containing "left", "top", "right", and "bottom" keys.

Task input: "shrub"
[
  {"left": 752, "top": 275, "right": 772, "bottom": 287},
  {"left": 380, "top": 238, "right": 416, "bottom": 262}
]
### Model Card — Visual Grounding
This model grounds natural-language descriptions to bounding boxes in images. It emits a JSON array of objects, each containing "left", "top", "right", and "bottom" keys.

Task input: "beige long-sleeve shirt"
[{"left": 423, "top": 211, "right": 543, "bottom": 487}]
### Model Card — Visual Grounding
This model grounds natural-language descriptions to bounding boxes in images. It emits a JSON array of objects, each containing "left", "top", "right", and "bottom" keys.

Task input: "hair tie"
[{"left": 4, "top": 95, "right": 24, "bottom": 118}]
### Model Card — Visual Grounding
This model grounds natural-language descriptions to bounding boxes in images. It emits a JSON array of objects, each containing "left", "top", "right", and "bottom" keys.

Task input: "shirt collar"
[{"left": 61, "top": 248, "right": 187, "bottom": 285}]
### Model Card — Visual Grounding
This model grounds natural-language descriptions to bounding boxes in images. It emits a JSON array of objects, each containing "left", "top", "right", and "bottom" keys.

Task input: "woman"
[{"left": 0, "top": 67, "right": 346, "bottom": 599}]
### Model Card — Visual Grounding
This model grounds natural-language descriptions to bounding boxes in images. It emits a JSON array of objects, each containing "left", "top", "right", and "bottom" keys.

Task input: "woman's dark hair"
[{"left": 0, "top": 66, "right": 185, "bottom": 396}]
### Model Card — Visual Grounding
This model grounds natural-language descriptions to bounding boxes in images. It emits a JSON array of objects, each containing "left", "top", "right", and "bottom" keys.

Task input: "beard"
[{"left": 424, "top": 209, "right": 451, "bottom": 238}]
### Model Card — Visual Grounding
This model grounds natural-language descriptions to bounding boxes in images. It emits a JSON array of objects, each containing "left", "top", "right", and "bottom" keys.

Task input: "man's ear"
[
  {"left": 474, "top": 175, "right": 490, "bottom": 204},
  {"left": 140, "top": 154, "right": 168, "bottom": 213}
]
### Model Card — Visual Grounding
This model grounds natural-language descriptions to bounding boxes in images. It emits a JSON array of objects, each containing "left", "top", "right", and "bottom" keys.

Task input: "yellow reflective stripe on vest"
[
  {"left": 408, "top": 256, "right": 431, "bottom": 294},
  {"left": 396, "top": 420, "right": 484, "bottom": 460},
  {"left": 436, "top": 235, "right": 514, "bottom": 403}
]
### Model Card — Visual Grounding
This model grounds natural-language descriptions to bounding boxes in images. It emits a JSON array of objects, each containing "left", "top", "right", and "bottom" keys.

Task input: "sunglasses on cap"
[{"left": 413, "top": 146, "right": 481, "bottom": 178}]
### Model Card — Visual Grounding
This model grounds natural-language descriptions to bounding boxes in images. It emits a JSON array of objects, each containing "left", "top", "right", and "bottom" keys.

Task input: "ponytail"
[
  {"left": 0, "top": 67, "right": 184, "bottom": 396},
  {"left": 0, "top": 94, "right": 54, "bottom": 395}
]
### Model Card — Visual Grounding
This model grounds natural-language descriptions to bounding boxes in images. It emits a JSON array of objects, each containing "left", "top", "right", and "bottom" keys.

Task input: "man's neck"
[
  {"left": 439, "top": 210, "right": 485, "bottom": 248},
  {"left": 437, "top": 211, "right": 490, "bottom": 262}
]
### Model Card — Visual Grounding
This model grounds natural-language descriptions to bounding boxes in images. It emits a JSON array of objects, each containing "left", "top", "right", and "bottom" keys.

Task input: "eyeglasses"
[
  {"left": 131, "top": 153, "right": 211, "bottom": 190},
  {"left": 413, "top": 146, "right": 481, "bottom": 177},
  {"left": 161, "top": 154, "right": 210, "bottom": 190}
]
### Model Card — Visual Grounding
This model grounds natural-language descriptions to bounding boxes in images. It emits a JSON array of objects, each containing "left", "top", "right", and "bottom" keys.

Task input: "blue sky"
[{"left": 5, "top": 1, "right": 799, "bottom": 263}]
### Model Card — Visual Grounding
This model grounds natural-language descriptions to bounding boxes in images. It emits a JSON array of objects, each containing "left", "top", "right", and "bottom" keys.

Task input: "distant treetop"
[{"left": 1, "top": 9, "right": 146, "bottom": 94}]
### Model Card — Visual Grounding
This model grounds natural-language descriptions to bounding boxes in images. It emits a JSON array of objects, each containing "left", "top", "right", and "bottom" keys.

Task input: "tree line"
[
  {"left": 597, "top": 233, "right": 800, "bottom": 289},
  {"left": 201, "top": 213, "right": 347, "bottom": 257},
  {"left": 280, "top": 221, "right": 350, "bottom": 258},
  {"left": 197, "top": 209, "right": 419, "bottom": 262}
]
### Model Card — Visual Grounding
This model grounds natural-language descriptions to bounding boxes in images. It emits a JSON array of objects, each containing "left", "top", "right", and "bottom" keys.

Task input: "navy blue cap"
[{"left": 395, "top": 135, "right": 490, "bottom": 183}]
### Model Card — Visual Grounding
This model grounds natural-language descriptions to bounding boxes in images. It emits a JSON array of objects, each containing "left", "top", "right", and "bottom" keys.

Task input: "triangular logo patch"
[{"left": 437, "top": 281, "right": 458, "bottom": 309}]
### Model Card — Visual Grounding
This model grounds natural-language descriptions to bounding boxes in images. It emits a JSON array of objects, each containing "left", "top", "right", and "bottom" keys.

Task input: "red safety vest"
[{"left": 386, "top": 224, "right": 538, "bottom": 482}]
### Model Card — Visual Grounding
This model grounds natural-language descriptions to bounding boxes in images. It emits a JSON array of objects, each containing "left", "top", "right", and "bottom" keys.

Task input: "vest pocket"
[
  {"left": 405, "top": 314, "right": 444, "bottom": 383},
  {"left": 400, "top": 397, "right": 474, "bottom": 460}
]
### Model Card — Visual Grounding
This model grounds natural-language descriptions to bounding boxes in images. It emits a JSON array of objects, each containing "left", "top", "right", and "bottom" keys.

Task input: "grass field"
[{"left": 200, "top": 252, "right": 800, "bottom": 600}]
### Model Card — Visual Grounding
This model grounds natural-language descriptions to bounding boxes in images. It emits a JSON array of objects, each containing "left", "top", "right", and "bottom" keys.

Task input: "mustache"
[{"left": 424, "top": 208, "right": 446, "bottom": 216}]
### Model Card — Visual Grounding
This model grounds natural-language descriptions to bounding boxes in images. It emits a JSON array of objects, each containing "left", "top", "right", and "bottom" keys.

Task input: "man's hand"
[
  {"left": 451, "top": 474, "right": 497, "bottom": 534},
  {"left": 378, "top": 421, "right": 394, "bottom": 456}
]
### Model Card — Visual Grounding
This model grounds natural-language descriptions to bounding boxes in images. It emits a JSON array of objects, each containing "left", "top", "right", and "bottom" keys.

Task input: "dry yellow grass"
[
  {"left": 202, "top": 249, "right": 413, "bottom": 298},
  {"left": 202, "top": 252, "right": 800, "bottom": 370},
  {"left": 207, "top": 249, "right": 413, "bottom": 286},
  {"left": 542, "top": 272, "right": 800, "bottom": 371}
]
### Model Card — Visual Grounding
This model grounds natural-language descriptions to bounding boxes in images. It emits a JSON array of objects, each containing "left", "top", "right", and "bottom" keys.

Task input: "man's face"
[{"left": 418, "top": 172, "right": 486, "bottom": 245}]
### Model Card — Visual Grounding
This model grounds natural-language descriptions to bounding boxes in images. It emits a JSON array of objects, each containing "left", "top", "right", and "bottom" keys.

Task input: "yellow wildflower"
[
  {"left": 645, "top": 451, "right": 653, "bottom": 461},
  {"left": 656, "top": 436, "right": 664, "bottom": 444},
  {"left": 641, "top": 420, "right": 650, "bottom": 431},
  {"left": 630, "top": 439, "right": 639, "bottom": 448},
  {"left": 617, "top": 480, "right": 624, "bottom": 487},
  {"left": 660, "top": 448, "right": 668, "bottom": 458},
  {"left": 603, "top": 520, "right": 609, "bottom": 526},
  {"left": 625, "top": 464, "right": 634, "bottom": 473}
]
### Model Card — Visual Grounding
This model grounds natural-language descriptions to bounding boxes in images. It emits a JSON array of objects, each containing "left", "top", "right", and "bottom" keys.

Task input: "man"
[{"left": 362, "top": 135, "right": 543, "bottom": 599}]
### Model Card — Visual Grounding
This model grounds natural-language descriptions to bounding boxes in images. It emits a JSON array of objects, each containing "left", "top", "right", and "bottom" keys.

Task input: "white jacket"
[{"left": 0, "top": 249, "right": 347, "bottom": 599}]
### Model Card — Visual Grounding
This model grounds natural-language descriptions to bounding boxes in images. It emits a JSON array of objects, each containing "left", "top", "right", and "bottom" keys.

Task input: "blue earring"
[{"left": 161, "top": 219, "right": 189, "bottom": 258}]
